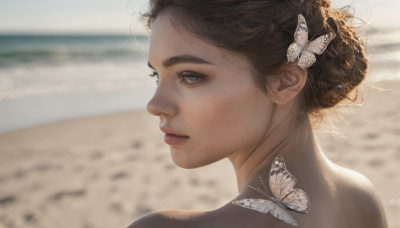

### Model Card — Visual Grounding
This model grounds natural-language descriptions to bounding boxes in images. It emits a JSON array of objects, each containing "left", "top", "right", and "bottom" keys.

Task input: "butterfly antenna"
[
  {"left": 259, "top": 177, "right": 272, "bottom": 197},
  {"left": 257, "top": 187, "right": 270, "bottom": 198},
  {"left": 248, "top": 184, "right": 269, "bottom": 198}
]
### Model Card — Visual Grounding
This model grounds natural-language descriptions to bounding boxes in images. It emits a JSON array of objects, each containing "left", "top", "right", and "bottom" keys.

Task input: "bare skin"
[{"left": 128, "top": 10, "right": 387, "bottom": 228}]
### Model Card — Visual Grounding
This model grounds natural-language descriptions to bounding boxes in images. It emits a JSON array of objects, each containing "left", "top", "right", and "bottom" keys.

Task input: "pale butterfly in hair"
[
  {"left": 287, "top": 14, "right": 336, "bottom": 69},
  {"left": 232, "top": 155, "right": 311, "bottom": 226}
]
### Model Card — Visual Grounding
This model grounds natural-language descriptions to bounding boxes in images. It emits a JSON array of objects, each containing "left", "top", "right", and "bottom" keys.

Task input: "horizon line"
[{"left": 0, "top": 32, "right": 148, "bottom": 37}]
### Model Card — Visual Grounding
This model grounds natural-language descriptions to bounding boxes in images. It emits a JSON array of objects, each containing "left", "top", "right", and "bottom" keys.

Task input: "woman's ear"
[{"left": 267, "top": 62, "right": 307, "bottom": 105}]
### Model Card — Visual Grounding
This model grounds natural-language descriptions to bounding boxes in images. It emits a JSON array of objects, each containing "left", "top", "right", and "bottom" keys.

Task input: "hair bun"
[{"left": 305, "top": 8, "right": 368, "bottom": 112}]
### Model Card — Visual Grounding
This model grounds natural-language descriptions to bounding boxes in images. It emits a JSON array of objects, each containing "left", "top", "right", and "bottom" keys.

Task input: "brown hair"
[{"left": 143, "top": 0, "right": 367, "bottom": 114}]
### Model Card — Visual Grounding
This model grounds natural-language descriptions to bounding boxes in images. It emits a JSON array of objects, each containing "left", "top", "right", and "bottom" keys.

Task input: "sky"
[
  {"left": 0, "top": 0, "right": 149, "bottom": 34},
  {"left": 0, "top": 0, "right": 399, "bottom": 35}
]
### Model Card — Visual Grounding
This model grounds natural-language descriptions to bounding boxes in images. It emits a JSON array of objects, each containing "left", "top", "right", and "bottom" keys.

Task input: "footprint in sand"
[
  {"left": 367, "top": 158, "right": 386, "bottom": 167},
  {"left": 171, "top": 179, "right": 181, "bottom": 187},
  {"left": 14, "top": 169, "right": 27, "bottom": 178},
  {"left": 0, "top": 195, "right": 17, "bottom": 207},
  {"left": 363, "top": 132, "right": 379, "bottom": 140},
  {"left": 110, "top": 171, "right": 130, "bottom": 181},
  {"left": 142, "top": 175, "right": 151, "bottom": 184},
  {"left": 205, "top": 180, "right": 217, "bottom": 188},
  {"left": 164, "top": 164, "right": 175, "bottom": 171},
  {"left": 24, "top": 213, "right": 37, "bottom": 224},
  {"left": 34, "top": 163, "right": 61, "bottom": 172},
  {"left": 131, "top": 141, "right": 142, "bottom": 149},
  {"left": 90, "top": 151, "right": 103, "bottom": 160},
  {"left": 14, "top": 164, "right": 61, "bottom": 179},
  {"left": 109, "top": 202, "right": 123, "bottom": 213},
  {"left": 189, "top": 178, "right": 200, "bottom": 187},
  {"left": 197, "top": 194, "right": 217, "bottom": 204},
  {"left": 51, "top": 189, "right": 86, "bottom": 201},
  {"left": 0, "top": 215, "right": 15, "bottom": 228}
]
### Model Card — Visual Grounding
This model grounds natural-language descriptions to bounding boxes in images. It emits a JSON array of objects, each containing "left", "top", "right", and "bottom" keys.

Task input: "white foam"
[
  {"left": 0, "top": 59, "right": 158, "bottom": 133},
  {"left": 0, "top": 60, "right": 155, "bottom": 101}
]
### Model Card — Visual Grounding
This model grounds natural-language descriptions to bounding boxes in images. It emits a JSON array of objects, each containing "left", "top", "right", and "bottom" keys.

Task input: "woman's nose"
[{"left": 146, "top": 83, "right": 177, "bottom": 117}]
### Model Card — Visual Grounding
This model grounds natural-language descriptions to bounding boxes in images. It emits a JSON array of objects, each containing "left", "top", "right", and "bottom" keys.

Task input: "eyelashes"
[
  {"left": 149, "top": 71, "right": 160, "bottom": 84},
  {"left": 149, "top": 71, "right": 159, "bottom": 79},
  {"left": 180, "top": 71, "right": 207, "bottom": 84},
  {"left": 149, "top": 70, "right": 207, "bottom": 85}
]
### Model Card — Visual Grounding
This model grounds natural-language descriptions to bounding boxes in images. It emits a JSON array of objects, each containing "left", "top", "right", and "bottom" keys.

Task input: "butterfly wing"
[
  {"left": 297, "top": 50, "right": 316, "bottom": 69},
  {"left": 294, "top": 14, "right": 308, "bottom": 48},
  {"left": 269, "top": 203, "right": 299, "bottom": 226},
  {"left": 281, "top": 189, "right": 311, "bottom": 213},
  {"left": 233, "top": 198, "right": 298, "bottom": 226},
  {"left": 232, "top": 198, "right": 275, "bottom": 214},
  {"left": 287, "top": 43, "right": 303, "bottom": 63},
  {"left": 297, "top": 32, "right": 335, "bottom": 68},
  {"left": 287, "top": 14, "right": 308, "bottom": 62},
  {"left": 305, "top": 32, "right": 336, "bottom": 55},
  {"left": 269, "top": 155, "right": 311, "bottom": 213},
  {"left": 269, "top": 155, "right": 297, "bottom": 200}
]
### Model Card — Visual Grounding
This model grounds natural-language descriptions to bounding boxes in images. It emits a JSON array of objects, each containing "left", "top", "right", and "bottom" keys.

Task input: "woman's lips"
[
  {"left": 160, "top": 127, "right": 190, "bottom": 145},
  {"left": 164, "top": 134, "right": 190, "bottom": 145}
]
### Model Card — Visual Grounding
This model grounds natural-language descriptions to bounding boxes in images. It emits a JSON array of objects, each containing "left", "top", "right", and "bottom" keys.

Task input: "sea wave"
[
  {"left": 0, "top": 48, "right": 146, "bottom": 66},
  {"left": 0, "top": 60, "right": 155, "bottom": 102},
  {"left": 0, "top": 35, "right": 149, "bottom": 67}
]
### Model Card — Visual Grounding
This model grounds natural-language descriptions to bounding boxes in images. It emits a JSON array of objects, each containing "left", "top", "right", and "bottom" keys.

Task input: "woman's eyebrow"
[
  {"left": 147, "top": 54, "right": 212, "bottom": 69},
  {"left": 163, "top": 54, "right": 211, "bottom": 67}
]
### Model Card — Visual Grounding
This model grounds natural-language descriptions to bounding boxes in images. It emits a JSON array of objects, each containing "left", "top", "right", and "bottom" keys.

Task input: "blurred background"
[
  {"left": 0, "top": 0, "right": 399, "bottom": 228},
  {"left": 0, "top": 0, "right": 399, "bottom": 133},
  {"left": 0, "top": 0, "right": 153, "bottom": 133}
]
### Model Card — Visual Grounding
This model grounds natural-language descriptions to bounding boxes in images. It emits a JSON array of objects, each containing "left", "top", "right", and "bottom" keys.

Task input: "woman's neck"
[{"left": 228, "top": 113, "right": 323, "bottom": 192}]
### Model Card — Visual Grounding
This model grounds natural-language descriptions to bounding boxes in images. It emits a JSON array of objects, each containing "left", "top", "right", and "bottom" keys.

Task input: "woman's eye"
[
  {"left": 180, "top": 71, "right": 206, "bottom": 84},
  {"left": 149, "top": 71, "right": 159, "bottom": 82}
]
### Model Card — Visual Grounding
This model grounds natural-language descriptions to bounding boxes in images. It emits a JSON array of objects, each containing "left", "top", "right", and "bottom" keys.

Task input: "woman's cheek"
[{"left": 188, "top": 92, "right": 249, "bottom": 151}]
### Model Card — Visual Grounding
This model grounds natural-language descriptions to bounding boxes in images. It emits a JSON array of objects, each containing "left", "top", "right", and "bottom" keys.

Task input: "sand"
[{"left": 0, "top": 80, "right": 399, "bottom": 228}]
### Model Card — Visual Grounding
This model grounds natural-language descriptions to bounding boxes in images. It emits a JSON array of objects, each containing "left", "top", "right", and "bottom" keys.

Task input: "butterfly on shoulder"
[
  {"left": 287, "top": 14, "right": 336, "bottom": 69},
  {"left": 232, "top": 155, "right": 310, "bottom": 226}
]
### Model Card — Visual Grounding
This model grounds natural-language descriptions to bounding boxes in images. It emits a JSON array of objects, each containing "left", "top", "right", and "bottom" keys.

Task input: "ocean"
[
  {"left": 0, "top": 31, "right": 399, "bottom": 133},
  {"left": 0, "top": 34, "right": 155, "bottom": 133}
]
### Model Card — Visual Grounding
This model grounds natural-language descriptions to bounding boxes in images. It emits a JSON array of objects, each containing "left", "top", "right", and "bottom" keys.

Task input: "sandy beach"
[{"left": 0, "top": 80, "right": 399, "bottom": 228}]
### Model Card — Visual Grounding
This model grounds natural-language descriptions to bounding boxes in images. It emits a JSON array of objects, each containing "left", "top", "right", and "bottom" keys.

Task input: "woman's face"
[{"left": 147, "top": 11, "right": 275, "bottom": 168}]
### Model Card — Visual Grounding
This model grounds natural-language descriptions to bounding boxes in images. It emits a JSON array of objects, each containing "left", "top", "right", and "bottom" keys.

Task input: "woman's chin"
[
  {"left": 170, "top": 150, "right": 210, "bottom": 169},
  {"left": 171, "top": 157, "right": 203, "bottom": 169}
]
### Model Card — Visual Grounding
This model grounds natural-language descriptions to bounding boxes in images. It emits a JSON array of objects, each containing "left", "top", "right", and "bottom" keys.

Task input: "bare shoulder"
[
  {"left": 333, "top": 164, "right": 387, "bottom": 228},
  {"left": 127, "top": 210, "right": 205, "bottom": 228}
]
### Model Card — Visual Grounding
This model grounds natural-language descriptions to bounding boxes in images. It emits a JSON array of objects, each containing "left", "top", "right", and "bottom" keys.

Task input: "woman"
[{"left": 130, "top": 0, "right": 387, "bottom": 227}]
